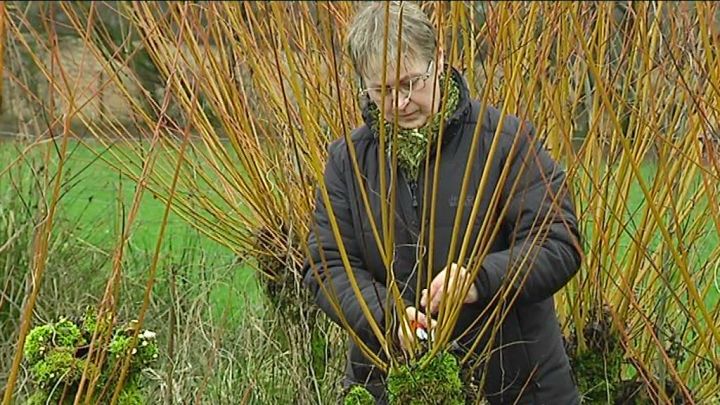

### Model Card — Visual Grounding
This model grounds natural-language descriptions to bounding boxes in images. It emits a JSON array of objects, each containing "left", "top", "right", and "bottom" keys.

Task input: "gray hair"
[{"left": 346, "top": 1, "right": 437, "bottom": 81}]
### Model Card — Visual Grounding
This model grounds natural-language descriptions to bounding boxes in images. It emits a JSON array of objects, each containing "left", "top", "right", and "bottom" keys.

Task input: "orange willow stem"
[
  {"left": 110, "top": 99, "right": 193, "bottom": 405},
  {"left": 2, "top": 96, "right": 73, "bottom": 405},
  {"left": 0, "top": 1, "right": 6, "bottom": 112}
]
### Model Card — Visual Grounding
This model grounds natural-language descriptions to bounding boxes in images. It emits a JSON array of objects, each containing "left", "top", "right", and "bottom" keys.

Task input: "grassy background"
[
  {"left": 0, "top": 138, "right": 260, "bottom": 326},
  {"left": 1, "top": 139, "right": 335, "bottom": 403}
]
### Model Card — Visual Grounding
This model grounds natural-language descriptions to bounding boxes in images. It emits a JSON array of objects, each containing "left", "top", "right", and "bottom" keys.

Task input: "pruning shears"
[
  {"left": 410, "top": 320, "right": 432, "bottom": 342},
  {"left": 409, "top": 320, "right": 462, "bottom": 352}
]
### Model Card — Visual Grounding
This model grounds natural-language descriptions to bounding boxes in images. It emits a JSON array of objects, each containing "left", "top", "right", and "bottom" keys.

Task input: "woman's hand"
[
  {"left": 397, "top": 306, "right": 436, "bottom": 352},
  {"left": 420, "top": 263, "right": 479, "bottom": 314}
]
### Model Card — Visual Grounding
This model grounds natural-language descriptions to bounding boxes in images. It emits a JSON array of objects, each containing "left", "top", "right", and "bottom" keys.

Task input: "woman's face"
[{"left": 362, "top": 55, "right": 443, "bottom": 129}]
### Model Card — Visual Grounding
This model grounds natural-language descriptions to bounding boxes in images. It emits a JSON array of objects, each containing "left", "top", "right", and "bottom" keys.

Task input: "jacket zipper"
[
  {"left": 406, "top": 179, "right": 421, "bottom": 238},
  {"left": 407, "top": 180, "right": 419, "bottom": 209}
]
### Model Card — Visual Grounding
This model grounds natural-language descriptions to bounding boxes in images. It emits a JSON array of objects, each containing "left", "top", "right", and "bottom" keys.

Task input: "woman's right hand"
[{"left": 397, "top": 306, "right": 436, "bottom": 353}]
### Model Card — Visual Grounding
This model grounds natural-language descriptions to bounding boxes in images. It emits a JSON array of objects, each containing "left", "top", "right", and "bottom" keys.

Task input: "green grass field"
[{"left": 0, "top": 139, "right": 261, "bottom": 326}]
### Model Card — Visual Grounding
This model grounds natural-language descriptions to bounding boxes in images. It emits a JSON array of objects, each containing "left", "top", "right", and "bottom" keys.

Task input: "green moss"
[
  {"left": 25, "top": 390, "right": 50, "bottom": 405},
  {"left": 53, "top": 318, "right": 85, "bottom": 348},
  {"left": 82, "top": 308, "right": 98, "bottom": 336},
  {"left": 386, "top": 351, "right": 464, "bottom": 405},
  {"left": 80, "top": 308, "right": 113, "bottom": 339},
  {"left": 30, "top": 348, "right": 83, "bottom": 390},
  {"left": 573, "top": 347, "right": 623, "bottom": 403},
  {"left": 344, "top": 385, "right": 374, "bottom": 405},
  {"left": 108, "top": 329, "right": 159, "bottom": 372},
  {"left": 24, "top": 324, "right": 55, "bottom": 366},
  {"left": 24, "top": 319, "right": 85, "bottom": 368},
  {"left": 569, "top": 310, "right": 624, "bottom": 404},
  {"left": 23, "top": 314, "right": 158, "bottom": 403},
  {"left": 108, "top": 334, "right": 132, "bottom": 358}
]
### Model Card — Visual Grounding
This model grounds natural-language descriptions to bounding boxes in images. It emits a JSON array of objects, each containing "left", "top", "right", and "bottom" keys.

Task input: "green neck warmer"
[{"left": 368, "top": 71, "right": 461, "bottom": 181}]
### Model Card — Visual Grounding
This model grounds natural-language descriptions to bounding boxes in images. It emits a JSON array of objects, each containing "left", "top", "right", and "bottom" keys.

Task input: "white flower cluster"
[
  {"left": 140, "top": 330, "right": 157, "bottom": 340},
  {"left": 138, "top": 330, "right": 159, "bottom": 359}
]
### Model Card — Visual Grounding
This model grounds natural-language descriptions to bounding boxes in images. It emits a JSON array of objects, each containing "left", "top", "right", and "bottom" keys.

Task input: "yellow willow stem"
[
  {"left": 2, "top": 90, "right": 73, "bottom": 405},
  {"left": 436, "top": 3, "right": 539, "bottom": 351},
  {"left": 421, "top": 0, "right": 462, "bottom": 338},
  {"left": 572, "top": 9, "right": 720, "bottom": 363},
  {"left": 109, "top": 84, "right": 195, "bottom": 405},
  {"left": 0, "top": 2, "right": 6, "bottom": 112}
]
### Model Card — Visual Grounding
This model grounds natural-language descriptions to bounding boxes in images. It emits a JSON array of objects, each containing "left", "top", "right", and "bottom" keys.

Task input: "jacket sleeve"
[
  {"left": 473, "top": 119, "right": 583, "bottom": 305},
  {"left": 302, "top": 142, "right": 393, "bottom": 346}
]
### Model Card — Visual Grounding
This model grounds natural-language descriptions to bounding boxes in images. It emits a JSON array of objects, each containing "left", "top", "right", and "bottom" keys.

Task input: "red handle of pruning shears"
[{"left": 410, "top": 320, "right": 430, "bottom": 341}]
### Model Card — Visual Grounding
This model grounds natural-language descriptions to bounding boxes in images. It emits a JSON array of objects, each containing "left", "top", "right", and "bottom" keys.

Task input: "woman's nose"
[{"left": 395, "top": 93, "right": 411, "bottom": 110}]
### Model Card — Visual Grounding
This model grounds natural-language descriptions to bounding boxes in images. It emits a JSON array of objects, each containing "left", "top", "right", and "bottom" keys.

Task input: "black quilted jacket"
[{"left": 303, "top": 66, "right": 582, "bottom": 404}]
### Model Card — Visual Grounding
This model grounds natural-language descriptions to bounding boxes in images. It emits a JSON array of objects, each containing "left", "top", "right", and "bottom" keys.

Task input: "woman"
[{"left": 303, "top": 2, "right": 583, "bottom": 403}]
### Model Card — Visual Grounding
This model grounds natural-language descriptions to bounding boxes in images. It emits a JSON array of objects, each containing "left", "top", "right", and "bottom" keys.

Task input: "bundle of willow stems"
[{"left": 1, "top": 2, "right": 719, "bottom": 403}]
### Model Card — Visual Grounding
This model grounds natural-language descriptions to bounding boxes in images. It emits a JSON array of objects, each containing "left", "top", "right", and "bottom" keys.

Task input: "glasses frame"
[{"left": 359, "top": 59, "right": 435, "bottom": 105}]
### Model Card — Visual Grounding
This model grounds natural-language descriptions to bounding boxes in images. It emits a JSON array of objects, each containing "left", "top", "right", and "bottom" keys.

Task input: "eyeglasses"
[{"left": 360, "top": 60, "right": 434, "bottom": 104}]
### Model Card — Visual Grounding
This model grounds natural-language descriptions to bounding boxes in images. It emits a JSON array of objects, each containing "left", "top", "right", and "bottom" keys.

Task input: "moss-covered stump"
[
  {"left": 25, "top": 383, "right": 144, "bottom": 405},
  {"left": 386, "top": 351, "right": 465, "bottom": 405},
  {"left": 571, "top": 345, "right": 623, "bottom": 402},
  {"left": 22, "top": 311, "right": 158, "bottom": 404},
  {"left": 343, "top": 385, "right": 375, "bottom": 405},
  {"left": 566, "top": 307, "right": 632, "bottom": 403},
  {"left": 251, "top": 226, "right": 337, "bottom": 383}
]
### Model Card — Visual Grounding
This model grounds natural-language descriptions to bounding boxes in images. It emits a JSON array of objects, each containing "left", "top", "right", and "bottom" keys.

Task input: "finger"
[
  {"left": 405, "top": 306, "right": 419, "bottom": 321},
  {"left": 464, "top": 282, "right": 479, "bottom": 304},
  {"left": 449, "top": 273, "right": 466, "bottom": 299},
  {"left": 420, "top": 289, "right": 428, "bottom": 308},
  {"left": 427, "top": 276, "right": 446, "bottom": 314},
  {"left": 448, "top": 275, "right": 465, "bottom": 301},
  {"left": 398, "top": 330, "right": 411, "bottom": 351},
  {"left": 433, "top": 272, "right": 465, "bottom": 313},
  {"left": 405, "top": 306, "right": 429, "bottom": 333},
  {"left": 398, "top": 310, "right": 415, "bottom": 351},
  {"left": 429, "top": 281, "right": 445, "bottom": 313},
  {"left": 406, "top": 306, "right": 428, "bottom": 327},
  {"left": 414, "top": 310, "right": 428, "bottom": 327},
  {"left": 430, "top": 268, "right": 447, "bottom": 292},
  {"left": 427, "top": 317, "right": 437, "bottom": 332},
  {"left": 428, "top": 267, "right": 454, "bottom": 307}
]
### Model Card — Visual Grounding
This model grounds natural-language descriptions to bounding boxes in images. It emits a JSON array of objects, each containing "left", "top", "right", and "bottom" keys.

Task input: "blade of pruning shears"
[{"left": 410, "top": 320, "right": 462, "bottom": 352}]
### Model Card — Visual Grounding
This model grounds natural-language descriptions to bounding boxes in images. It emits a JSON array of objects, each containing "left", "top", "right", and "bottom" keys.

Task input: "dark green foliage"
[
  {"left": 572, "top": 345, "right": 623, "bottom": 403},
  {"left": 117, "top": 381, "right": 145, "bottom": 405},
  {"left": 82, "top": 307, "right": 99, "bottom": 336},
  {"left": 386, "top": 351, "right": 465, "bottom": 405},
  {"left": 25, "top": 391, "right": 50, "bottom": 405},
  {"left": 310, "top": 323, "right": 329, "bottom": 380},
  {"left": 343, "top": 385, "right": 374, "bottom": 405},
  {"left": 567, "top": 308, "right": 624, "bottom": 403}
]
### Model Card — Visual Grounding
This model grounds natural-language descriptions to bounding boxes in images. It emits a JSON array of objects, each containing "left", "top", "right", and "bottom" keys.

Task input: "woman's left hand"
[{"left": 420, "top": 263, "right": 479, "bottom": 314}]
